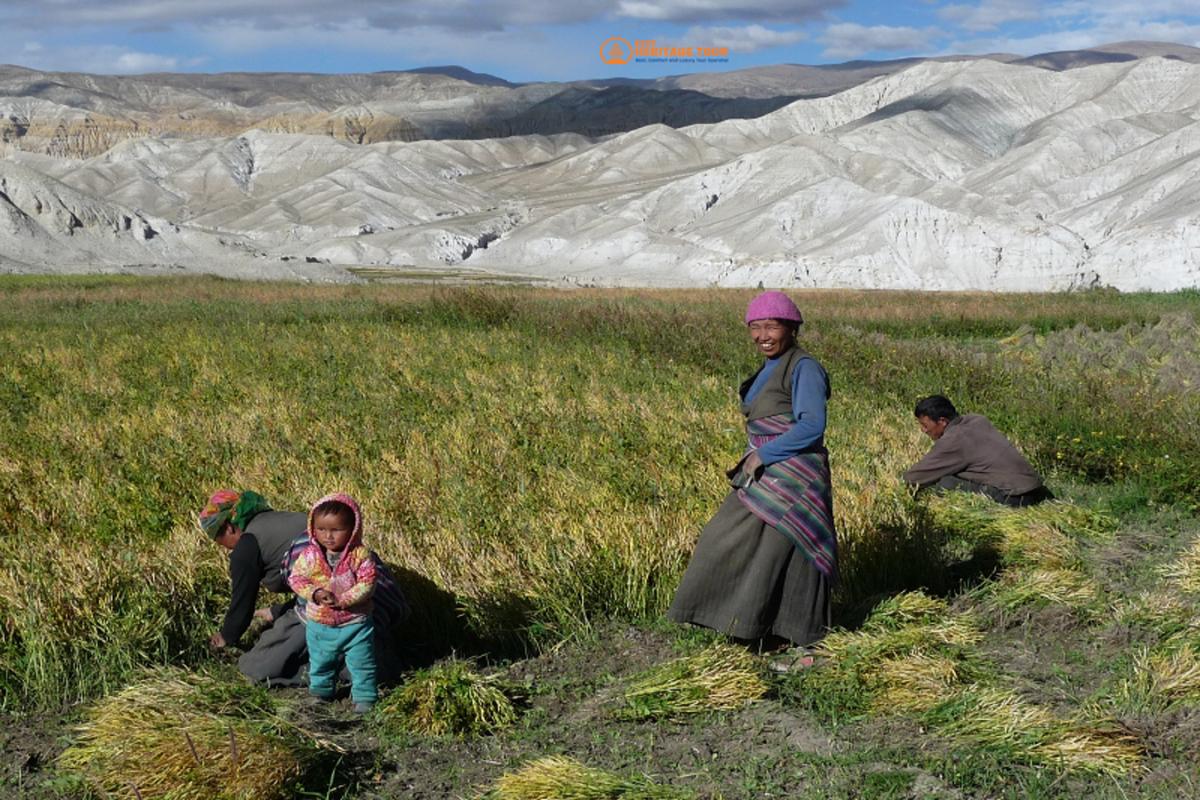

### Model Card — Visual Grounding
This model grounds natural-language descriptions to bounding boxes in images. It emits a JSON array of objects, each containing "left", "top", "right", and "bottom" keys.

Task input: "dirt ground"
[
  {"left": 335, "top": 623, "right": 961, "bottom": 800},
  {"left": 1, "top": 622, "right": 958, "bottom": 800},
  {"left": 7, "top": 608, "right": 1200, "bottom": 799}
]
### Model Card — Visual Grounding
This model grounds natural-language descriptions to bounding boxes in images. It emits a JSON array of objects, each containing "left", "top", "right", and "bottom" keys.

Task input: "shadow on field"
[
  {"left": 384, "top": 565, "right": 540, "bottom": 670},
  {"left": 385, "top": 564, "right": 481, "bottom": 667},
  {"left": 831, "top": 508, "right": 1004, "bottom": 631}
]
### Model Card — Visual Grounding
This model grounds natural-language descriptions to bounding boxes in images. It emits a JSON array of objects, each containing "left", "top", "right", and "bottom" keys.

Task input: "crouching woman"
[{"left": 201, "top": 489, "right": 311, "bottom": 685}]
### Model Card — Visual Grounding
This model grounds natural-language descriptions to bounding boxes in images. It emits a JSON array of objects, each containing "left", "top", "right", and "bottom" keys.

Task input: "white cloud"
[
  {"left": 0, "top": 0, "right": 841, "bottom": 31},
  {"left": 936, "top": 0, "right": 1200, "bottom": 39},
  {"left": 197, "top": 20, "right": 518, "bottom": 58},
  {"left": 190, "top": 20, "right": 584, "bottom": 81},
  {"left": 14, "top": 44, "right": 180, "bottom": 74},
  {"left": 948, "top": 20, "right": 1200, "bottom": 56},
  {"left": 0, "top": 1, "right": 593, "bottom": 32},
  {"left": 820, "top": 23, "right": 941, "bottom": 59},
  {"left": 114, "top": 52, "right": 180, "bottom": 72},
  {"left": 1048, "top": 0, "right": 1196, "bottom": 20},
  {"left": 616, "top": 0, "right": 836, "bottom": 23},
  {"left": 681, "top": 24, "right": 806, "bottom": 54},
  {"left": 938, "top": 0, "right": 1043, "bottom": 32},
  {"left": 5, "top": 0, "right": 1199, "bottom": 78}
]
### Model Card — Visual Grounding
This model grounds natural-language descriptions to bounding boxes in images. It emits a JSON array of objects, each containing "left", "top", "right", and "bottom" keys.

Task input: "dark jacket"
[{"left": 220, "top": 510, "right": 307, "bottom": 644}]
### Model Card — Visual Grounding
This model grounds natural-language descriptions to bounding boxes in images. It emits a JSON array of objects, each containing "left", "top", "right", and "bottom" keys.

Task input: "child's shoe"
[{"left": 352, "top": 702, "right": 375, "bottom": 715}]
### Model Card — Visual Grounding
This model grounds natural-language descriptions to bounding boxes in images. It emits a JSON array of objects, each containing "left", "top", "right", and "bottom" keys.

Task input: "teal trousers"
[{"left": 305, "top": 618, "right": 377, "bottom": 705}]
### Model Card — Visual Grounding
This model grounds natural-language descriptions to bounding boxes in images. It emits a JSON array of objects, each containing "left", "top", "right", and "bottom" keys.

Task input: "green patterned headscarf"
[{"left": 198, "top": 489, "right": 272, "bottom": 539}]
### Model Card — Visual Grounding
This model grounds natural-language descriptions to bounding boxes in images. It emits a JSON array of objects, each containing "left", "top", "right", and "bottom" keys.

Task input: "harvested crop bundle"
[
  {"left": 926, "top": 687, "right": 1142, "bottom": 777},
  {"left": 619, "top": 643, "right": 767, "bottom": 720},
  {"left": 481, "top": 755, "right": 693, "bottom": 799},
  {"left": 375, "top": 659, "right": 518, "bottom": 738},
  {"left": 58, "top": 667, "right": 325, "bottom": 800}
]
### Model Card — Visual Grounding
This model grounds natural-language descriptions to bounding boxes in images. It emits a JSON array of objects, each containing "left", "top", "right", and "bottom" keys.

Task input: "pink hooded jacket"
[{"left": 287, "top": 492, "right": 376, "bottom": 627}]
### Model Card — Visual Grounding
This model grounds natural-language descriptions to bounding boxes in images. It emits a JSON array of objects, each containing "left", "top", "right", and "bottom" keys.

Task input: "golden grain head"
[
  {"left": 925, "top": 495, "right": 1115, "bottom": 553},
  {"left": 938, "top": 687, "right": 1057, "bottom": 748},
  {"left": 1160, "top": 537, "right": 1200, "bottom": 595},
  {"left": 1112, "top": 590, "right": 1199, "bottom": 638},
  {"left": 990, "top": 568, "right": 1099, "bottom": 611},
  {"left": 57, "top": 668, "right": 314, "bottom": 800},
  {"left": 376, "top": 659, "right": 518, "bottom": 738},
  {"left": 485, "top": 755, "right": 693, "bottom": 800},
  {"left": 872, "top": 651, "right": 962, "bottom": 713},
  {"left": 1033, "top": 728, "right": 1143, "bottom": 777},
  {"left": 1132, "top": 646, "right": 1200, "bottom": 705},
  {"left": 924, "top": 493, "right": 1004, "bottom": 542},
  {"left": 926, "top": 686, "right": 1143, "bottom": 777},
  {"left": 816, "top": 607, "right": 981, "bottom": 667},
  {"left": 489, "top": 756, "right": 631, "bottom": 799},
  {"left": 812, "top": 628, "right": 873, "bottom": 661},
  {"left": 866, "top": 592, "right": 949, "bottom": 628},
  {"left": 620, "top": 644, "right": 768, "bottom": 719},
  {"left": 996, "top": 523, "right": 1078, "bottom": 569},
  {"left": 925, "top": 615, "right": 986, "bottom": 647}
]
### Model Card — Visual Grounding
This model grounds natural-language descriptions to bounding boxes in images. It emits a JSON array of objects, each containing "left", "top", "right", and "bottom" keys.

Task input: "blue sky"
[{"left": 4, "top": 1, "right": 1200, "bottom": 81}]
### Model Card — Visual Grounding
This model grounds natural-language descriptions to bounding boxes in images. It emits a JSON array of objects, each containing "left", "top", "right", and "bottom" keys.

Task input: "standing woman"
[{"left": 668, "top": 292, "right": 836, "bottom": 659}]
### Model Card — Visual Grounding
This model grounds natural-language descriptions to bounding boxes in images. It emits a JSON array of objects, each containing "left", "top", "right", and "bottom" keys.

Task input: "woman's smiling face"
[{"left": 748, "top": 318, "right": 793, "bottom": 358}]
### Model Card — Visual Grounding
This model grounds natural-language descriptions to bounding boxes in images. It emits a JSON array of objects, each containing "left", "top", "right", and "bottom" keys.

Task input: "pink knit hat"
[{"left": 745, "top": 291, "right": 803, "bottom": 324}]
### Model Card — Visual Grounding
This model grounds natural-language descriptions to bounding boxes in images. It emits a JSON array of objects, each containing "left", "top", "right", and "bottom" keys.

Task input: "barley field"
[{"left": 0, "top": 276, "right": 1197, "bottom": 799}]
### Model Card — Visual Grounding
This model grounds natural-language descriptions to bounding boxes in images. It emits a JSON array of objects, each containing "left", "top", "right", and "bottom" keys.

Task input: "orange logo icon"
[{"left": 600, "top": 36, "right": 632, "bottom": 65}]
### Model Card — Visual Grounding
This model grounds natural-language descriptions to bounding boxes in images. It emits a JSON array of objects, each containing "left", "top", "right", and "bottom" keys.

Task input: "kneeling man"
[{"left": 903, "top": 395, "right": 1052, "bottom": 507}]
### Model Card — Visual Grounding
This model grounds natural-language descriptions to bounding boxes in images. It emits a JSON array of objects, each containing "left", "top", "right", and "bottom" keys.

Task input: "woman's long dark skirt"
[{"left": 667, "top": 492, "right": 831, "bottom": 646}]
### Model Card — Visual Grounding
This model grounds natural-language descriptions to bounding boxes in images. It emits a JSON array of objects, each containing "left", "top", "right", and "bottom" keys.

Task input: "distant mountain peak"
[{"left": 395, "top": 65, "right": 517, "bottom": 88}]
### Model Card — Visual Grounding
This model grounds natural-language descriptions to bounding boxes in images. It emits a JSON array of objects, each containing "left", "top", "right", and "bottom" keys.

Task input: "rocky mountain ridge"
[
  {"left": 2, "top": 47, "right": 1199, "bottom": 290},
  {"left": 5, "top": 41, "right": 1200, "bottom": 158}
]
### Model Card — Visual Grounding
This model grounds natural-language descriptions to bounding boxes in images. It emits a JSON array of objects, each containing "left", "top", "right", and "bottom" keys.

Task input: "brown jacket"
[{"left": 903, "top": 414, "right": 1044, "bottom": 494}]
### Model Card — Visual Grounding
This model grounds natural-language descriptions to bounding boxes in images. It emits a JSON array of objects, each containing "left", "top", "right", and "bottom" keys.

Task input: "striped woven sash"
[{"left": 737, "top": 413, "right": 838, "bottom": 580}]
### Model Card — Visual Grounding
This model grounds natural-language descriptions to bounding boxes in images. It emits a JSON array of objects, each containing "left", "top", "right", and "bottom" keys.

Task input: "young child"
[{"left": 287, "top": 492, "right": 378, "bottom": 712}]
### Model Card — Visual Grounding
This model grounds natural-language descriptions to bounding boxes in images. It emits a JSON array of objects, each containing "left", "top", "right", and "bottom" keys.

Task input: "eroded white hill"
[{"left": 3, "top": 56, "right": 1200, "bottom": 290}]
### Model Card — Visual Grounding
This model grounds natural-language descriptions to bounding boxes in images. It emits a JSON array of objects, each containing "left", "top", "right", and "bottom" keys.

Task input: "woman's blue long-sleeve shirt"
[{"left": 743, "top": 354, "right": 829, "bottom": 465}]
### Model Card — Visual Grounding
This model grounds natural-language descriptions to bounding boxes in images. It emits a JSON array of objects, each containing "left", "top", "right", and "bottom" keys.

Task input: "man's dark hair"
[{"left": 914, "top": 395, "right": 958, "bottom": 421}]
